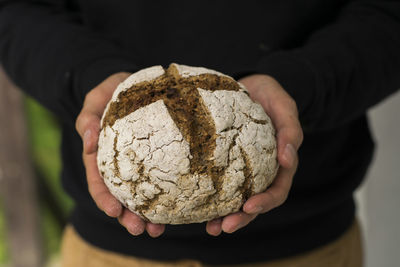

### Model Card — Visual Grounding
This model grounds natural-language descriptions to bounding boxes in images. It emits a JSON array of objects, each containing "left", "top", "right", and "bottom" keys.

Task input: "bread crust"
[{"left": 97, "top": 63, "right": 278, "bottom": 224}]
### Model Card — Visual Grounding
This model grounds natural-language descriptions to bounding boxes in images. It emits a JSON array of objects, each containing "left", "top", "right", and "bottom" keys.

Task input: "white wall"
[{"left": 356, "top": 90, "right": 400, "bottom": 267}]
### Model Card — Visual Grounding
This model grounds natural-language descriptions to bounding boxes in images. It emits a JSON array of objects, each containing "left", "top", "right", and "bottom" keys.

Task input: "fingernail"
[
  {"left": 105, "top": 202, "right": 122, "bottom": 217},
  {"left": 283, "top": 144, "right": 296, "bottom": 167},
  {"left": 150, "top": 226, "right": 165, "bottom": 238},
  {"left": 128, "top": 223, "right": 144, "bottom": 236}
]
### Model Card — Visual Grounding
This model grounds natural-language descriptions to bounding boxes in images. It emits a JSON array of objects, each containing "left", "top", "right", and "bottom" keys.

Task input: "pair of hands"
[{"left": 75, "top": 72, "right": 303, "bottom": 237}]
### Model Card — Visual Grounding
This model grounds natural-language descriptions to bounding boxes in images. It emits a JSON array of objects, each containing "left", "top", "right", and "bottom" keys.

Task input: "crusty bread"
[{"left": 97, "top": 63, "right": 278, "bottom": 224}]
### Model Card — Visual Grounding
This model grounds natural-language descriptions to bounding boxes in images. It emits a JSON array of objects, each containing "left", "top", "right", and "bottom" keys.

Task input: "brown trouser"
[{"left": 61, "top": 220, "right": 363, "bottom": 267}]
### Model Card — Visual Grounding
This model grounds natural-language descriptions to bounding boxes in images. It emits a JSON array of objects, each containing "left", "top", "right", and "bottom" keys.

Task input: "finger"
[
  {"left": 269, "top": 99, "right": 302, "bottom": 169},
  {"left": 83, "top": 89, "right": 113, "bottom": 117},
  {"left": 242, "top": 77, "right": 303, "bottom": 150},
  {"left": 83, "top": 152, "right": 122, "bottom": 217},
  {"left": 118, "top": 209, "right": 146, "bottom": 236},
  {"left": 145, "top": 223, "right": 165, "bottom": 238},
  {"left": 206, "top": 218, "right": 222, "bottom": 236},
  {"left": 75, "top": 112, "right": 100, "bottom": 154},
  {"left": 82, "top": 72, "right": 131, "bottom": 117},
  {"left": 268, "top": 102, "right": 303, "bottom": 160},
  {"left": 243, "top": 155, "right": 298, "bottom": 214},
  {"left": 221, "top": 212, "right": 257, "bottom": 234},
  {"left": 275, "top": 115, "right": 303, "bottom": 150}
]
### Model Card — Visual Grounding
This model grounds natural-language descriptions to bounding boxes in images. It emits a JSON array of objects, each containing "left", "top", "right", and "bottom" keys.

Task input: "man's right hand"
[{"left": 75, "top": 72, "right": 166, "bottom": 238}]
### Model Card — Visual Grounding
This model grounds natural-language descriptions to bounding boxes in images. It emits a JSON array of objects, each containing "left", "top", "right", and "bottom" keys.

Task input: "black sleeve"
[
  {"left": 0, "top": 0, "right": 137, "bottom": 125},
  {"left": 257, "top": 0, "right": 400, "bottom": 132}
]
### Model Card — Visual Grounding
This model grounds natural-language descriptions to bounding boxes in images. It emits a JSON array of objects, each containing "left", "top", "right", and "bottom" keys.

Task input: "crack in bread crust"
[
  {"left": 102, "top": 65, "right": 240, "bottom": 129},
  {"left": 239, "top": 147, "right": 254, "bottom": 201}
]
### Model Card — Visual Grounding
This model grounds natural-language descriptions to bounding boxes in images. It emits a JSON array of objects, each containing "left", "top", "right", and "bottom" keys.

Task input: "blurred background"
[
  {"left": 356, "top": 89, "right": 400, "bottom": 267},
  {"left": 0, "top": 70, "right": 399, "bottom": 267},
  {"left": 0, "top": 70, "right": 73, "bottom": 267}
]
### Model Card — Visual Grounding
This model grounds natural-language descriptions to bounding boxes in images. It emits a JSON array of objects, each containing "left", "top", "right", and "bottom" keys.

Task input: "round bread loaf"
[{"left": 97, "top": 63, "right": 278, "bottom": 224}]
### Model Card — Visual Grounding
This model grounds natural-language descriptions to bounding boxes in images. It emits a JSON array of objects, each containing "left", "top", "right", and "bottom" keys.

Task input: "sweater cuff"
[
  {"left": 73, "top": 57, "right": 138, "bottom": 106},
  {"left": 256, "top": 51, "right": 319, "bottom": 127}
]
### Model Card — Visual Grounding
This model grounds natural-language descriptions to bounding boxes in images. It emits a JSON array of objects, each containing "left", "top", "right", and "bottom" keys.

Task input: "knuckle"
[
  {"left": 75, "top": 112, "right": 89, "bottom": 134},
  {"left": 286, "top": 116, "right": 304, "bottom": 149},
  {"left": 76, "top": 113, "right": 99, "bottom": 138}
]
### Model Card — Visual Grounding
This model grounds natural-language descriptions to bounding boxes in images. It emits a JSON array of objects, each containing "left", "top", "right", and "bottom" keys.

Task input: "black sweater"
[{"left": 1, "top": 0, "right": 400, "bottom": 265}]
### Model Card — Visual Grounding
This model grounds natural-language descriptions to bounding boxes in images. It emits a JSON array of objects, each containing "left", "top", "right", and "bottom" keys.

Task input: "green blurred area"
[
  {"left": 0, "top": 96, "right": 73, "bottom": 264},
  {"left": 0, "top": 201, "right": 9, "bottom": 264}
]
